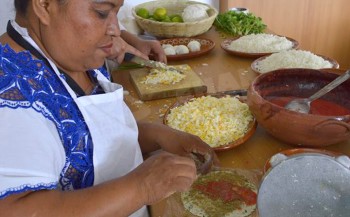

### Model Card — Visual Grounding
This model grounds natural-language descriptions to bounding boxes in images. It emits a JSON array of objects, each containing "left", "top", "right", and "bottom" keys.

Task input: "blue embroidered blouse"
[{"left": 0, "top": 43, "right": 110, "bottom": 198}]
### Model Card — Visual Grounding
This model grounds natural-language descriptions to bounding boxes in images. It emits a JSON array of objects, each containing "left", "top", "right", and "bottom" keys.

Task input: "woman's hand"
[
  {"left": 120, "top": 30, "right": 167, "bottom": 63},
  {"left": 107, "top": 36, "right": 149, "bottom": 64},
  {"left": 138, "top": 122, "right": 219, "bottom": 174},
  {"left": 131, "top": 38, "right": 167, "bottom": 63},
  {"left": 129, "top": 151, "right": 197, "bottom": 205}
]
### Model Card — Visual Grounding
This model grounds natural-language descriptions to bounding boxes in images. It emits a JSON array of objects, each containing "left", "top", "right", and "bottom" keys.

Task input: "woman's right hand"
[{"left": 130, "top": 151, "right": 197, "bottom": 205}]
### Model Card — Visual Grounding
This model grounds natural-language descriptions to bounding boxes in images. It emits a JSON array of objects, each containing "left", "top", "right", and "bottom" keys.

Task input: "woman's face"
[{"left": 40, "top": 0, "right": 124, "bottom": 72}]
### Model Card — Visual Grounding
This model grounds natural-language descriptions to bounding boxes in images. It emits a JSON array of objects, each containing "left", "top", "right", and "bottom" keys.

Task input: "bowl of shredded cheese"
[{"left": 163, "top": 93, "right": 257, "bottom": 151}]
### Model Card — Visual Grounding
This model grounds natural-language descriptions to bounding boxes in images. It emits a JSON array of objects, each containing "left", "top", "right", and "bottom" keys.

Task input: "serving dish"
[
  {"left": 251, "top": 53, "right": 339, "bottom": 74},
  {"left": 163, "top": 93, "right": 257, "bottom": 151},
  {"left": 220, "top": 36, "right": 299, "bottom": 58},
  {"left": 263, "top": 148, "right": 342, "bottom": 173},
  {"left": 132, "top": 1, "right": 218, "bottom": 38},
  {"left": 258, "top": 148, "right": 350, "bottom": 217},
  {"left": 160, "top": 37, "right": 215, "bottom": 61},
  {"left": 247, "top": 68, "right": 350, "bottom": 147}
]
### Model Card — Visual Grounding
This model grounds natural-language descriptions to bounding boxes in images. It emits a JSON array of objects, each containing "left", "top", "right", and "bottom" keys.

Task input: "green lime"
[
  {"left": 162, "top": 15, "right": 171, "bottom": 22},
  {"left": 153, "top": 7, "right": 167, "bottom": 21},
  {"left": 136, "top": 8, "right": 150, "bottom": 19},
  {"left": 170, "top": 15, "right": 183, "bottom": 23}
]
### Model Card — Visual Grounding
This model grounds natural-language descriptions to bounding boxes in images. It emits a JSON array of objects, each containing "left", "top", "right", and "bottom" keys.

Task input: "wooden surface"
[
  {"left": 220, "top": 0, "right": 350, "bottom": 69},
  {"left": 112, "top": 28, "right": 350, "bottom": 217},
  {"left": 129, "top": 65, "right": 207, "bottom": 101}
]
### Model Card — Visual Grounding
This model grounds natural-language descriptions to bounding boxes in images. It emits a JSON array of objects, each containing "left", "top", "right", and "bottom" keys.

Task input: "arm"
[
  {"left": 1, "top": 154, "right": 196, "bottom": 217},
  {"left": 0, "top": 111, "right": 196, "bottom": 216},
  {"left": 137, "top": 121, "right": 219, "bottom": 173}
]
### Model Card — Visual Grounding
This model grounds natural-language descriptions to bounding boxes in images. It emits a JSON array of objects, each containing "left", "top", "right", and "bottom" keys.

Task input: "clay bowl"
[{"left": 247, "top": 68, "right": 350, "bottom": 147}]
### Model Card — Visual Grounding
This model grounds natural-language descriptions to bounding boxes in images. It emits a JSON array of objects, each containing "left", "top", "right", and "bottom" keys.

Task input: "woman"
[{"left": 0, "top": 0, "right": 216, "bottom": 216}]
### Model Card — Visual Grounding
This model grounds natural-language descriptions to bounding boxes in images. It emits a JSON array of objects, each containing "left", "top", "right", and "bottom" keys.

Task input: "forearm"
[
  {"left": 120, "top": 30, "right": 143, "bottom": 49},
  {"left": 0, "top": 174, "right": 144, "bottom": 217},
  {"left": 137, "top": 121, "right": 164, "bottom": 154}
]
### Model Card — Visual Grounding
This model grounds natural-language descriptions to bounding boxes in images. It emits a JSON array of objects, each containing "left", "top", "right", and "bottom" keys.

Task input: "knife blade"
[
  {"left": 129, "top": 55, "right": 183, "bottom": 74},
  {"left": 211, "top": 89, "right": 248, "bottom": 96}
]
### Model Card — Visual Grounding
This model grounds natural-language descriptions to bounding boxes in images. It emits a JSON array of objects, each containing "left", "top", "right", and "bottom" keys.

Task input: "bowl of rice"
[
  {"left": 163, "top": 93, "right": 257, "bottom": 151},
  {"left": 247, "top": 68, "right": 350, "bottom": 147},
  {"left": 251, "top": 50, "right": 339, "bottom": 74},
  {"left": 221, "top": 33, "right": 299, "bottom": 58}
]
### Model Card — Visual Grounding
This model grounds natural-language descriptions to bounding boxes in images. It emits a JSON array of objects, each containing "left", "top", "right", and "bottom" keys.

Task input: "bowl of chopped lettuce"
[{"left": 163, "top": 93, "right": 257, "bottom": 151}]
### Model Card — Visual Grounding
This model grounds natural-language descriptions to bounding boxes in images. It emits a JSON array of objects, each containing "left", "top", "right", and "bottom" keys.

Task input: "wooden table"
[{"left": 112, "top": 28, "right": 350, "bottom": 217}]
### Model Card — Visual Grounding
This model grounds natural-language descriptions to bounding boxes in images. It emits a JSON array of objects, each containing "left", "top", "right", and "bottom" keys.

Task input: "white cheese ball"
[
  {"left": 164, "top": 46, "right": 176, "bottom": 55},
  {"left": 182, "top": 4, "right": 209, "bottom": 22},
  {"left": 162, "top": 44, "right": 173, "bottom": 49},
  {"left": 174, "top": 45, "right": 190, "bottom": 54},
  {"left": 187, "top": 40, "right": 201, "bottom": 52}
]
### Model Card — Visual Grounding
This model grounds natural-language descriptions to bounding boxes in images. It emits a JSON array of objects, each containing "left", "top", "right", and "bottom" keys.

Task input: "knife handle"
[{"left": 124, "top": 53, "right": 135, "bottom": 61}]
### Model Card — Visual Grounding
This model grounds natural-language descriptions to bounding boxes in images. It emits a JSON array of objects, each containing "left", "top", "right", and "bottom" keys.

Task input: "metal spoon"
[{"left": 285, "top": 69, "right": 350, "bottom": 114}]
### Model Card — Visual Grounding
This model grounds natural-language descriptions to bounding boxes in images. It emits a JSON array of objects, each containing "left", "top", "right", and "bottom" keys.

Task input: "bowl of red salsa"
[{"left": 247, "top": 68, "right": 350, "bottom": 147}]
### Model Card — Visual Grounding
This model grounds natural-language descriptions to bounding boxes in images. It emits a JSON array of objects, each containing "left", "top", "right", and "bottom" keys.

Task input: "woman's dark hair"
[
  {"left": 14, "top": 0, "right": 30, "bottom": 15},
  {"left": 14, "top": 0, "right": 67, "bottom": 15}
]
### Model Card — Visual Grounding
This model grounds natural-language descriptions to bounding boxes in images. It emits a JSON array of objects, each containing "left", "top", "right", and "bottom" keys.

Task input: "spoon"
[{"left": 285, "top": 69, "right": 350, "bottom": 114}]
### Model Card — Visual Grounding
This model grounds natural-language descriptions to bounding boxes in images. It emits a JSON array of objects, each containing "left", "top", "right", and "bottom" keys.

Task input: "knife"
[
  {"left": 210, "top": 89, "right": 248, "bottom": 96},
  {"left": 125, "top": 53, "right": 183, "bottom": 74}
]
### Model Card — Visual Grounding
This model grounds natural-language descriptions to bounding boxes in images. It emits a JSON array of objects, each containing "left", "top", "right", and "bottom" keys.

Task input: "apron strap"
[{"left": 7, "top": 21, "right": 87, "bottom": 96}]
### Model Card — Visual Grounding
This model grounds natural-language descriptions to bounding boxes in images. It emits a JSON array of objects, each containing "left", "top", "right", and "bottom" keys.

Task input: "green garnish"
[
  {"left": 116, "top": 63, "right": 143, "bottom": 70},
  {"left": 214, "top": 11, "right": 267, "bottom": 36}
]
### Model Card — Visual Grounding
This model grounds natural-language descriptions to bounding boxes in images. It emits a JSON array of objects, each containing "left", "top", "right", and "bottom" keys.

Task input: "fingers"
[
  {"left": 133, "top": 152, "right": 197, "bottom": 205},
  {"left": 124, "top": 45, "right": 149, "bottom": 61},
  {"left": 149, "top": 41, "right": 167, "bottom": 64},
  {"left": 136, "top": 39, "right": 167, "bottom": 63},
  {"left": 184, "top": 135, "right": 220, "bottom": 174},
  {"left": 107, "top": 37, "right": 149, "bottom": 64}
]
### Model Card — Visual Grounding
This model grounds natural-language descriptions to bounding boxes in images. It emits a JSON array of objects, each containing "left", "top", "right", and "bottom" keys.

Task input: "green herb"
[
  {"left": 214, "top": 11, "right": 267, "bottom": 37},
  {"left": 116, "top": 63, "right": 143, "bottom": 70}
]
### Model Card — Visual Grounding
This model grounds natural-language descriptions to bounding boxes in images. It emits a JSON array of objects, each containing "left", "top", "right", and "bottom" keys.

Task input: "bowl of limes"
[{"left": 132, "top": 0, "right": 218, "bottom": 38}]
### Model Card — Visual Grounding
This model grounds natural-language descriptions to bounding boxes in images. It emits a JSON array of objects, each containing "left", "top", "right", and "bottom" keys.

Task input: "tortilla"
[{"left": 181, "top": 170, "right": 257, "bottom": 217}]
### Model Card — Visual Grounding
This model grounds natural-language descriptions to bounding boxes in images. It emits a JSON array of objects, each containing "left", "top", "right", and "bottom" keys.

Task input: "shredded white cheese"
[
  {"left": 166, "top": 95, "right": 254, "bottom": 148},
  {"left": 141, "top": 67, "right": 186, "bottom": 85},
  {"left": 229, "top": 33, "right": 294, "bottom": 53},
  {"left": 255, "top": 50, "right": 334, "bottom": 73}
]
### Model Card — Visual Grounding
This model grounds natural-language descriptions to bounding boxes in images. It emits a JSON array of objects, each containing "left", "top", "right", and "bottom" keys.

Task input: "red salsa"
[
  {"left": 194, "top": 180, "right": 257, "bottom": 205},
  {"left": 269, "top": 96, "right": 350, "bottom": 116}
]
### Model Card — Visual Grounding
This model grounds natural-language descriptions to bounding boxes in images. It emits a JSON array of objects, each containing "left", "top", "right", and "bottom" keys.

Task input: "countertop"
[{"left": 111, "top": 28, "right": 350, "bottom": 217}]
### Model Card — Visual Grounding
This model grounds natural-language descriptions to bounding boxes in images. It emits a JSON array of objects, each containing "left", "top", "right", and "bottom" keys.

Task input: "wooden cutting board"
[{"left": 129, "top": 64, "right": 207, "bottom": 101}]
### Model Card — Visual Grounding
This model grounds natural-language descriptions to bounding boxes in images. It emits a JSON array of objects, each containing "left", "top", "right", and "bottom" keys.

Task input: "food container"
[
  {"left": 257, "top": 149, "right": 350, "bottom": 217},
  {"left": 132, "top": 1, "right": 218, "bottom": 38},
  {"left": 247, "top": 68, "right": 350, "bottom": 147},
  {"left": 229, "top": 7, "right": 249, "bottom": 14}
]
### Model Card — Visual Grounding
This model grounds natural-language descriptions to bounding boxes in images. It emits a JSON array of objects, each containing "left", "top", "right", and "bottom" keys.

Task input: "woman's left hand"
[
  {"left": 107, "top": 36, "right": 149, "bottom": 64},
  {"left": 138, "top": 122, "right": 220, "bottom": 174},
  {"left": 120, "top": 30, "right": 167, "bottom": 63},
  {"left": 132, "top": 39, "right": 167, "bottom": 63}
]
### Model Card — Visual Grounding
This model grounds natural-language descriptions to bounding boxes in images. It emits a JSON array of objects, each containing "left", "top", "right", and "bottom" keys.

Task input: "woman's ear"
[{"left": 31, "top": 0, "right": 52, "bottom": 25}]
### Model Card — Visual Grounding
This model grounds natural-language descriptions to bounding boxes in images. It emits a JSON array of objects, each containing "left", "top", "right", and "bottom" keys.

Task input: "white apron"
[{"left": 11, "top": 21, "right": 148, "bottom": 217}]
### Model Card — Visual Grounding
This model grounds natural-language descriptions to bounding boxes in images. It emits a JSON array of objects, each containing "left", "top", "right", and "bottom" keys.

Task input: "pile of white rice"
[
  {"left": 166, "top": 95, "right": 253, "bottom": 148},
  {"left": 255, "top": 50, "right": 334, "bottom": 73},
  {"left": 229, "top": 33, "right": 294, "bottom": 53}
]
